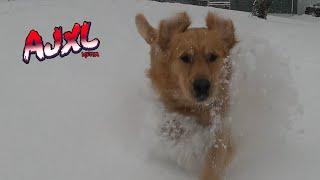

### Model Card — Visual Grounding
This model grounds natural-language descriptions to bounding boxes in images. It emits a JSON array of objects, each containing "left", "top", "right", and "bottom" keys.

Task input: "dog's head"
[{"left": 136, "top": 12, "right": 236, "bottom": 105}]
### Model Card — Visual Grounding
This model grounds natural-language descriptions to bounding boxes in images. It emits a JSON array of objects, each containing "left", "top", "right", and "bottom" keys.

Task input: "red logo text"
[{"left": 23, "top": 21, "right": 100, "bottom": 64}]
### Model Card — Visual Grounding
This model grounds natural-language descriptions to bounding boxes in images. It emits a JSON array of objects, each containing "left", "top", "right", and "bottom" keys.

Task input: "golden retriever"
[{"left": 135, "top": 12, "right": 237, "bottom": 180}]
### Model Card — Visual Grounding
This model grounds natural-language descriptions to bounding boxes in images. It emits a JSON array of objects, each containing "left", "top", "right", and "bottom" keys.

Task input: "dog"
[{"left": 135, "top": 12, "right": 237, "bottom": 180}]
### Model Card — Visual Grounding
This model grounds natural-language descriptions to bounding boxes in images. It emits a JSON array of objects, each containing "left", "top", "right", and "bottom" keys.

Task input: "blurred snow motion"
[
  {"left": 226, "top": 36, "right": 301, "bottom": 179},
  {"left": 154, "top": 108, "right": 216, "bottom": 172}
]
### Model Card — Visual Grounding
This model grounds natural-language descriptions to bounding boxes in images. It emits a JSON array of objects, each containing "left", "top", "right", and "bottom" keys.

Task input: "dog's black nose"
[{"left": 193, "top": 78, "right": 210, "bottom": 101}]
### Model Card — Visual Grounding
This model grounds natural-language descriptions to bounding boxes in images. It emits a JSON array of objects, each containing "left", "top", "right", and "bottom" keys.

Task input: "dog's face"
[
  {"left": 169, "top": 28, "right": 232, "bottom": 102},
  {"left": 136, "top": 12, "right": 236, "bottom": 105}
]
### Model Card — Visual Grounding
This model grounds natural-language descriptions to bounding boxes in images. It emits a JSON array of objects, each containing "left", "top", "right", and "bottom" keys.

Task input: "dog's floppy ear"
[
  {"left": 206, "top": 12, "right": 236, "bottom": 51},
  {"left": 135, "top": 14, "right": 157, "bottom": 44},
  {"left": 158, "top": 12, "right": 191, "bottom": 50}
]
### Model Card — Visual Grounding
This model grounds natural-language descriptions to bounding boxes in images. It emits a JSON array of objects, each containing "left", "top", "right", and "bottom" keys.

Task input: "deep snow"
[{"left": 0, "top": 0, "right": 319, "bottom": 180}]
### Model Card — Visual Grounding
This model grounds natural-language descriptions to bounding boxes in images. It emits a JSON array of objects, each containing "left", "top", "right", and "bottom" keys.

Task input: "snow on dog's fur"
[{"left": 135, "top": 12, "right": 237, "bottom": 180}]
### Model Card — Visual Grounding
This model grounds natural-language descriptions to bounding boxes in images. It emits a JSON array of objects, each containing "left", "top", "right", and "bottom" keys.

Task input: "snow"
[
  {"left": 151, "top": 106, "right": 217, "bottom": 173},
  {"left": 0, "top": 0, "right": 319, "bottom": 180}
]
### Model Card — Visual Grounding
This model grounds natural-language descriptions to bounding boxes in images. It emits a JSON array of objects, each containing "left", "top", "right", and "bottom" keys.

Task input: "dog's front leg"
[{"left": 200, "top": 134, "right": 234, "bottom": 180}]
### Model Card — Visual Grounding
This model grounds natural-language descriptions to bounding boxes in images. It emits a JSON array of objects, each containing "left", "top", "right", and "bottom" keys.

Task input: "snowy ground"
[{"left": 0, "top": 0, "right": 319, "bottom": 180}]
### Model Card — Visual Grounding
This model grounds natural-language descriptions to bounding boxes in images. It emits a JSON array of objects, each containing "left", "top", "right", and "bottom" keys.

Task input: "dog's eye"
[
  {"left": 180, "top": 54, "right": 192, "bottom": 63},
  {"left": 207, "top": 53, "right": 218, "bottom": 62}
]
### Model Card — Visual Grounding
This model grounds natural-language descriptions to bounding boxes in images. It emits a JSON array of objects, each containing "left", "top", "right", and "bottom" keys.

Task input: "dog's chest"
[{"left": 155, "top": 110, "right": 220, "bottom": 172}]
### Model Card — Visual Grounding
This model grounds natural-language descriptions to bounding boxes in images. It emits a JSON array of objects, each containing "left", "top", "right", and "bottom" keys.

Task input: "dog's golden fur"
[{"left": 136, "top": 12, "right": 237, "bottom": 180}]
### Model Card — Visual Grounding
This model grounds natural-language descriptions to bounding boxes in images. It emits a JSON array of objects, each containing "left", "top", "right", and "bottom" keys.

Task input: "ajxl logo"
[{"left": 22, "top": 21, "right": 100, "bottom": 64}]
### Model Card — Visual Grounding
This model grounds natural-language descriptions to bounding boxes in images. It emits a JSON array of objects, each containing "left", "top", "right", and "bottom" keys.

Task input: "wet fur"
[{"left": 136, "top": 12, "right": 237, "bottom": 180}]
